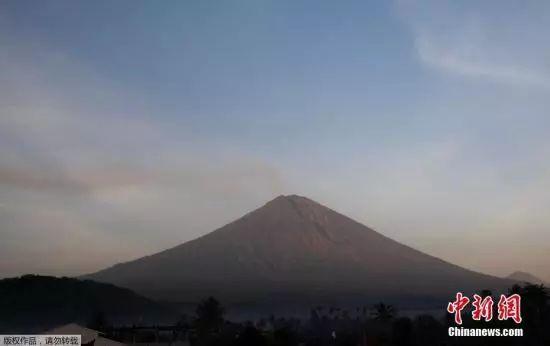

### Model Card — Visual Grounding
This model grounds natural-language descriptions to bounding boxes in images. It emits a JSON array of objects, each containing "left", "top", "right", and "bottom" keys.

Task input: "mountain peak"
[
  {"left": 258, "top": 194, "right": 336, "bottom": 228},
  {"left": 265, "top": 194, "right": 314, "bottom": 205},
  {"left": 87, "top": 194, "right": 512, "bottom": 305}
]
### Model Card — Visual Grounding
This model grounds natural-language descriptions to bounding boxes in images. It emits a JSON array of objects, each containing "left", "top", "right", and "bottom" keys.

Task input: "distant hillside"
[
  {"left": 0, "top": 275, "right": 178, "bottom": 333},
  {"left": 507, "top": 271, "right": 548, "bottom": 285},
  {"left": 87, "top": 195, "right": 515, "bottom": 311}
]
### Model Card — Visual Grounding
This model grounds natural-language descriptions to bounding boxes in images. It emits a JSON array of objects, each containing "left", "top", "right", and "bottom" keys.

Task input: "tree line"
[{"left": 101, "top": 283, "right": 549, "bottom": 346}]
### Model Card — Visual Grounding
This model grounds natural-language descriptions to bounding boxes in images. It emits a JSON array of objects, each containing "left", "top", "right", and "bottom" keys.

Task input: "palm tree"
[{"left": 371, "top": 302, "right": 396, "bottom": 321}]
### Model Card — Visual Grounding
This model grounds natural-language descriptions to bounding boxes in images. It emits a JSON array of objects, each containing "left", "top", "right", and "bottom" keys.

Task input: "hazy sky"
[{"left": 1, "top": 0, "right": 549, "bottom": 281}]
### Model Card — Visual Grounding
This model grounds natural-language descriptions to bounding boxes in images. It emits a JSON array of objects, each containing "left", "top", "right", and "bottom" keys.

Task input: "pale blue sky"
[{"left": 1, "top": 1, "right": 549, "bottom": 281}]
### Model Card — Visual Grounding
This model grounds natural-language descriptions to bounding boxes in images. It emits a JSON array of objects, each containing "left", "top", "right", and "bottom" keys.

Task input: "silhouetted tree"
[
  {"left": 194, "top": 296, "right": 225, "bottom": 341},
  {"left": 508, "top": 283, "right": 522, "bottom": 295},
  {"left": 235, "top": 325, "right": 266, "bottom": 346},
  {"left": 480, "top": 289, "right": 492, "bottom": 298},
  {"left": 414, "top": 314, "right": 443, "bottom": 346},
  {"left": 392, "top": 317, "right": 412, "bottom": 346},
  {"left": 174, "top": 313, "right": 190, "bottom": 342},
  {"left": 371, "top": 303, "right": 395, "bottom": 322},
  {"left": 520, "top": 283, "right": 549, "bottom": 344},
  {"left": 88, "top": 310, "right": 109, "bottom": 332},
  {"left": 273, "top": 325, "right": 299, "bottom": 346}
]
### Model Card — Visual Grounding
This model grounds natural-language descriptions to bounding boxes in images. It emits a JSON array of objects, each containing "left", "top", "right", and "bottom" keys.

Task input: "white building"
[{"left": 46, "top": 323, "right": 126, "bottom": 346}]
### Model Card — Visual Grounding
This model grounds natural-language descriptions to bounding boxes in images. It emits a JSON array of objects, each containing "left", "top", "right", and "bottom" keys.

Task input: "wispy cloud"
[
  {"left": 396, "top": 0, "right": 550, "bottom": 89},
  {"left": 2, "top": 1, "right": 550, "bottom": 283},
  {"left": 415, "top": 36, "right": 550, "bottom": 89},
  {"left": 0, "top": 43, "right": 287, "bottom": 278}
]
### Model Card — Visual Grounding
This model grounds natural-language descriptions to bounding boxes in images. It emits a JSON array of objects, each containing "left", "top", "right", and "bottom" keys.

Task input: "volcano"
[{"left": 86, "top": 195, "right": 513, "bottom": 308}]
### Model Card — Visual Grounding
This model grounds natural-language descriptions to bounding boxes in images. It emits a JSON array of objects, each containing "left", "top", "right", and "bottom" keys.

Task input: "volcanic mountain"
[{"left": 87, "top": 195, "right": 513, "bottom": 308}]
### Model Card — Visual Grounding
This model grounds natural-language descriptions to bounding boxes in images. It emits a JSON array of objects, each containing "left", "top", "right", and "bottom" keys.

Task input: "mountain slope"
[
  {"left": 87, "top": 195, "right": 514, "bottom": 307},
  {"left": 507, "top": 271, "right": 548, "bottom": 285},
  {"left": 0, "top": 275, "right": 178, "bottom": 332}
]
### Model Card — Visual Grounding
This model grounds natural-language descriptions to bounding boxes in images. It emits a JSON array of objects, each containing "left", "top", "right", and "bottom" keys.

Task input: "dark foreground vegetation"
[
  {"left": 102, "top": 284, "right": 549, "bottom": 346},
  {"left": 1, "top": 276, "right": 548, "bottom": 345},
  {"left": 0, "top": 275, "right": 177, "bottom": 331}
]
